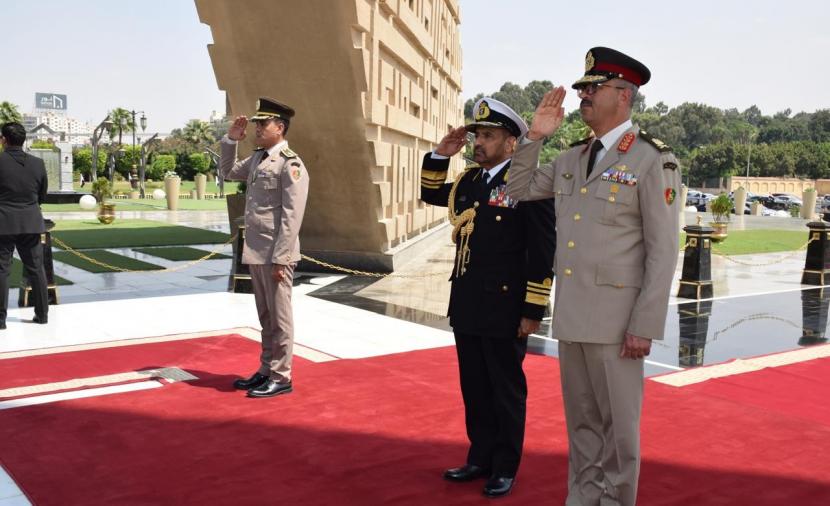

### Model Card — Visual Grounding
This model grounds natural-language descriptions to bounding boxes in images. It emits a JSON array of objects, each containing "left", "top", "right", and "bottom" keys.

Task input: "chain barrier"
[
  {"left": 51, "top": 235, "right": 449, "bottom": 279},
  {"left": 299, "top": 255, "right": 449, "bottom": 279},
  {"left": 710, "top": 236, "right": 815, "bottom": 267},
  {"left": 51, "top": 235, "right": 237, "bottom": 274}
]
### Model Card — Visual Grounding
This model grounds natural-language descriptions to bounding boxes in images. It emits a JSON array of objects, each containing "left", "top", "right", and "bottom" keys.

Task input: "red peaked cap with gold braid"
[{"left": 572, "top": 47, "right": 651, "bottom": 89}]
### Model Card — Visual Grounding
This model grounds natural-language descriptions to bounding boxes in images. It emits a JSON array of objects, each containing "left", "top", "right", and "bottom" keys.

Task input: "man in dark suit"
[
  {"left": 0, "top": 122, "right": 49, "bottom": 329},
  {"left": 420, "top": 98, "right": 556, "bottom": 498}
]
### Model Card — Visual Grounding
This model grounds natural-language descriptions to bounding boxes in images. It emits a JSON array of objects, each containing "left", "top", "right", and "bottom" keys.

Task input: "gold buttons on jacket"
[
  {"left": 474, "top": 201, "right": 480, "bottom": 208},
  {"left": 564, "top": 268, "right": 573, "bottom": 276},
  {"left": 567, "top": 241, "right": 575, "bottom": 248},
  {"left": 574, "top": 213, "right": 581, "bottom": 221},
  {"left": 608, "top": 196, "right": 616, "bottom": 203},
  {"left": 580, "top": 187, "right": 587, "bottom": 194},
  {"left": 502, "top": 285, "right": 509, "bottom": 292},
  {"left": 495, "top": 215, "right": 502, "bottom": 221}
]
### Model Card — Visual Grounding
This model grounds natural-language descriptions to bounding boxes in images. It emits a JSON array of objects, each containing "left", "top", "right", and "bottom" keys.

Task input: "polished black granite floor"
[{"left": 308, "top": 276, "right": 829, "bottom": 377}]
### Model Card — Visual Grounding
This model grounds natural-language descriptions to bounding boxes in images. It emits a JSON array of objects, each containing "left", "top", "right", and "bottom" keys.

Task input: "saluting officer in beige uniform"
[
  {"left": 507, "top": 48, "right": 681, "bottom": 506},
  {"left": 220, "top": 98, "right": 309, "bottom": 398}
]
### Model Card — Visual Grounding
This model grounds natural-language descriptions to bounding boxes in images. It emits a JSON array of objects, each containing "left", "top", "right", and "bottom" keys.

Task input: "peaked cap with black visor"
[
  {"left": 465, "top": 97, "right": 528, "bottom": 139},
  {"left": 250, "top": 97, "right": 295, "bottom": 122},
  {"left": 572, "top": 47, "right": 651, "bottom": 88}
]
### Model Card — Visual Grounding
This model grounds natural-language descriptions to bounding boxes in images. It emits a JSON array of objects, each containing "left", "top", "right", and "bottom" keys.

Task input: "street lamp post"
[
  {"left": 139, "top": 133, "right": 159, "bottom": 198},
  {"left": 90, "top": 115, "right": 114, "bottom": 181},
  {"left": 204, "top": 148, "right": 223, "bottom": 197},
  {"left": 128, "top": 110, "right": 147, "bottom": 190}
]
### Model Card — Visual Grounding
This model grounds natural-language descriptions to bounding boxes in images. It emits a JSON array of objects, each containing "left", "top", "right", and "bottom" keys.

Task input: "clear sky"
[{"left": 1, "top": 0, "right": 827, "bottom": 133}]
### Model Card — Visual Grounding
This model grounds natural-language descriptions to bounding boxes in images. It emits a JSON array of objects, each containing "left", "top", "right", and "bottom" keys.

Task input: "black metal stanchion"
[
  {"left": 799, "top": 287, "right": 830, "bottom": 346},
  {"left": 18, "top": 219, "right": 59, "bottom": 307},
  {"left": 801, "top": 221, "right": 830, "bottom": 285},
  {"left": 677, "top": 299, "right": 712, "bottom": 367},
  {"left": 677, "top": 222, "right": 714, "bottom": 299},
  {"left": 229, "top": 223, "right": 253, "bottom": 293}
]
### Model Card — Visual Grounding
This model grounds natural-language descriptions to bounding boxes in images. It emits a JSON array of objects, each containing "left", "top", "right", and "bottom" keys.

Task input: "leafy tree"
[
  {"left": 809, "top": 110, "right": 830, "bottom": 142},
  {"left": 30, "top": 140, "right": 57, "bottom": 150},
  {"left": 73, "top": 147, "right": 107, "bottom": 175},
  {"left": 0, "top": 101, "right": 22, "bottom": 124},
  {"left": 492, "top": 82, "right": 532, "bottom": 116},
  {"left": 114, "top": 145, "right": 141, "bottom": 179},
  {"left": 188, "top": 152, "right": 212, "bottom": 175},
  {"left": 149, "top": 154, "right": 176, "bottom": 181}
]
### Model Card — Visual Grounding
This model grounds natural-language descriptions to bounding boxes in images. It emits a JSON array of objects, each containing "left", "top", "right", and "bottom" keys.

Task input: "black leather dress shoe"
[
  {"left": 31, "top": 315, "right": 47, "bottom": 324},
  {"left": 483, "top": 476, "right": 514, "bottom": 498},
  {"left": 232, "top": 372, "right": 268, "bottom": 390},
  {"left": 0, "top": 322, "right": 6, "bottom": 330},
  {"left": 247, "top": 380, "right": 293, "bottom": 398},
  {"left": 443, "top": 464, "right": 490, "bottom": 482}
]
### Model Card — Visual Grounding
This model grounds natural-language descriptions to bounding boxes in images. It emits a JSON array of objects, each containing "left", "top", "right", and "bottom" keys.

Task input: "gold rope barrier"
[
  {"left": 51, "top": 235, "right": 237, "bottom": 273},
  {"left": 710, "top": 236, "right": 815, "bottom": 267}
]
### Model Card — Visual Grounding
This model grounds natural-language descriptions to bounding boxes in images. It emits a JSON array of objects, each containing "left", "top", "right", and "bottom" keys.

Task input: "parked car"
[
  {"left": 686, "top": 190, "right": 715, "bottom": 210},
  {"left": 769, "top": 194, "right": 802, "bottom": 209}
]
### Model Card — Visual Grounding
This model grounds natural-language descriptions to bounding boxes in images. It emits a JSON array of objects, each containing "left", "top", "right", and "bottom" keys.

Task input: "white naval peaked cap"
[{"left": 465, "top": 97, "right": 528, "bottom": 138}]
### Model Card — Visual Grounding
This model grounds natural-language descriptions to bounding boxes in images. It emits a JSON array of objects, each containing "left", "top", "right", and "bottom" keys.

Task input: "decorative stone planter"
[
  {"left": 802, "top": 190, "right": 817, "bottom": 220},
  {"left": 194, "top": 173, "right": 207, "bottom": 200},
  {"left": 164, "top": 176, "right": 181, "bottom": 210},
  {"left": 129, "top": 190, "right": 140, "bottom": 200}
]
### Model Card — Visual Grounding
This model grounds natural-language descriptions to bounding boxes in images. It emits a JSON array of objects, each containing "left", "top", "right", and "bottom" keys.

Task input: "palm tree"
[
  {"left": 107, "top": 107, "right": 134, "bottom": 145},
  {"left": 0, "top": 101, "right": 23, "bottom": 124},
  {"left": 181, "top": 119, "right": 214, "bottom": 148}
]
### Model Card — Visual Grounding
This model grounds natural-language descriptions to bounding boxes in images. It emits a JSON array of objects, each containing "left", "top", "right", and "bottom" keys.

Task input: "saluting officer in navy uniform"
[
  {"left": 420, "top": 97, "right": 556, "bottom": 498},
  {"left": 220, "top": 98, "right": 310, "bottom": 399},
  {"left": 507, "top": 48, "right": 681, "bottom": 506}
]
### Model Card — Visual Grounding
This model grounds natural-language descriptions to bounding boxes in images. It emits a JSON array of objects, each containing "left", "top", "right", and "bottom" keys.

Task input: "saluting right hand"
[
  {"left": 434, "top": 126, "right": 468, "bottom": 157},
  {"left": 527, "top": 86, "right": 566, "bottom": 141},
  {"left": 228, "top": 116, "right": 249, "bottom": 141}
]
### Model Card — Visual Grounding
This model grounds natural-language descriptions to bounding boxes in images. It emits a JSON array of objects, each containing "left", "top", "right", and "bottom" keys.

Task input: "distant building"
[{"left": 23, "top": 112, "right": 92, "bottom": 146}]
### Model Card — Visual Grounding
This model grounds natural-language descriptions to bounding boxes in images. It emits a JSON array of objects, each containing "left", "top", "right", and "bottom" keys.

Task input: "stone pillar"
[
  {"left": 677, "top": 223, "right": 714, "bottom": 299},
  {"left": 677, "top": 299, "right": 712, "bottom": 367},
  {"left": 18, "top": 219, "right": 59, "bottom": 307},
  {"left": 799, "top": 287, "right": 830, "bottom": 346},
  {"left": 679, "top": 185, "right": 688, "bottom": 209},
  {"left": 229, "top": 224, "right": 253, "bottom": 293},
  {"left": 801, "top": 221, "right": 830, "bottom": 285},
  {"left": 750, "top": 201, "right": 763, "bottom": 216}
]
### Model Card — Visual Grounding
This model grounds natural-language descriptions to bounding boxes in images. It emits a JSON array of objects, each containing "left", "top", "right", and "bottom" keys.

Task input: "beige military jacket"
[
  {"left": 507, "top": 125, "right": 681, "bottom": 343},
  {"left": 220, "top": 136, "right": 309, "bottom": 265}
]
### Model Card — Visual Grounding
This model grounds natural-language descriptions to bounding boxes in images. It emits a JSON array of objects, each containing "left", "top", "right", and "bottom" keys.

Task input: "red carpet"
[{"left": 0, "top": 335, "right": 829, "bottom": 505}]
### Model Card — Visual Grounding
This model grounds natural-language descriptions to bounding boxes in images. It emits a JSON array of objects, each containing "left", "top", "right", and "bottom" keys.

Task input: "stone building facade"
[{"left": 195, "top": 0, "right": 464, "bottom": 270}]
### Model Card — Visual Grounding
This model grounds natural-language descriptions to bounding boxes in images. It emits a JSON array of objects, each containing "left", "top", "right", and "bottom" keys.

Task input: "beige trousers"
[
  {"left": 559, "top": 341, "right": 644, "bottom": 506},
  {"left": 249, "top": 263, "right": 295, "bottom": 383}
]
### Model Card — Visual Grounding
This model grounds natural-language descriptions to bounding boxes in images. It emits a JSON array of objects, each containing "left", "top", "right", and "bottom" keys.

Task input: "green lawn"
[
  {"left": 681, "top": 229, "right": 811, "bottom": 255},
  {"left": 133, "top": 246, "right": 231, "bottom": 261},
  {"left": 42, "top": 197, "right": 230, "bottom": 212},
  {"left": 7, "top": 258, "right": 73, "bottom": 286},
  {"left": 52, "top": 250, "right": 164, "bottom": 273},
  {"left": 51, "top": 219, "right": 230, "bottom": 249},
  {"left": 73, "top": 180, "right": 241, "bottom": 194}
]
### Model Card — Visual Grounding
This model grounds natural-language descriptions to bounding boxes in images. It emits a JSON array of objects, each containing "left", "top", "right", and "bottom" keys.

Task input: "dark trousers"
[
  {"left": 454, "top": 331, "right": 528, "bottom": 477},
  {"left": 0, "top": 234, "right": 48, "bottom": 323}
]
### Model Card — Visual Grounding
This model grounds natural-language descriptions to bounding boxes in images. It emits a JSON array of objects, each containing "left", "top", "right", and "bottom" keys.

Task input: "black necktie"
[
  {"left": 586, "top": 140, "right": 603, "bottom": 178},
  {"left": 479, "top": 170, "right": 490, "bottom": 189}
]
